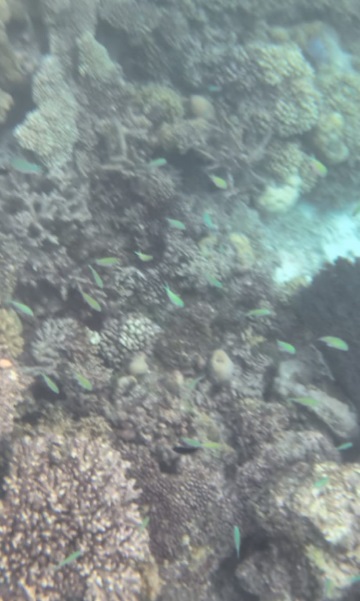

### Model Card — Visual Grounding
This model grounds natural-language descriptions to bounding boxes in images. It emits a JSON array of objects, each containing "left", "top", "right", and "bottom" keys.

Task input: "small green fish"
[
  {"left": 9, "top": 300, "right": 34, "bottom": 317},
  {"left": 181, "top": 437, "right": 203, "bottom": 448},
  {"left": 134, "top": 251, "right": 154, "bottom": 262},
  {"left": 207, "top": 85, "right": 221, "bottom": 93},
  {"left": 336, "top": 442, "right": 353, "bottom": 451},
  {"left": 148, "top": 157, "right": 167, "bottom": 168},
  {"left": 205, "top": 274, "right": 223, "bottom": 288},
  {"left": 184, "top": 375, "right": 204, "bottom": 391},
  {"left": 41, "top": 374, "right": 60, "bottom": 394},
  {"left": 94, "top": 257, "right": 119, "bottom": 266},
  {"left": 276, "top": 340, "right": 296, "bottom": 354},
  {"left": 164, "top": 284, "right": 184, "bottom": 308},
  {"left": 166, "top": 218, "right": 186, "bottom": 230},
  {"left": 318, "top": 336, "right": 349, "bottom": 351},
  {"left": 233, "top": 525, "right": 241, "bottom": 559},
  {"left": 246, "top": 308, "right": 272, "bottom": 318},
  {"left": 203, "top": 211, "right": 216, "bottom": 230},
  {"left": 180, "top": 437, "right": 223, "bottom": 450},
  {"left": 54, "top": 549, "right": 83, "bottom": 571},
  {"left": 74, "top": 372, "right": 93, "bottom": 391},
  {"left": 350, "top": 575, "right": 360, "bottom": 584},
  {"left": 80, "top": 291, "right": 101, "bottom": 312},
  {"left": 209, "top": 174, "right": 228, "bottom": 190},
  {"left": 138, "top": 516, "right": 150, "bottom": 533},
  {"left": 10, "top": 156, "right": 42, "bottom": 175},
  {"left": 324, "top": 578, "right": 334, "bottom": 596},
  {"left": 88, "top": 265, "right": 104, "bottom": 289},
  {"left": 288, "top": 396, "right": 319, "bottom": 407},
  {"left": 313, "top": 476, "right": 329, "bottom": 489},
  {"left": 310, "top": 158, "right": 328, "bottom": 178}
]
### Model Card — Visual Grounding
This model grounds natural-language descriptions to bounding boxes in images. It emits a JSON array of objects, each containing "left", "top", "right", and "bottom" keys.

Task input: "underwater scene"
[{"left": 1, "top": 0, "right": 360, "bottom": 599}]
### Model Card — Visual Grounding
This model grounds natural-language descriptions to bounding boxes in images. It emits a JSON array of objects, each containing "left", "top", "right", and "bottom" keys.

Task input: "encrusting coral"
[{"left": 0, "top": 433, "right": 158, "bottom": 600}]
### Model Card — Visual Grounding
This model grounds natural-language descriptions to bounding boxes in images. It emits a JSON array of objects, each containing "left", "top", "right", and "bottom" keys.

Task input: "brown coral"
[{"left": 0, "top": 434, "right": 156, "bottom": 600}]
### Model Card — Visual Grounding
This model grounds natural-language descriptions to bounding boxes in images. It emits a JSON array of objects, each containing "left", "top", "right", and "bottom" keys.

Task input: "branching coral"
[
  {"left": 0, "top": 433, "right": 157, "bottom": 600},
  {"left": 15, "top": 55, "right": 79, "bottom": 169}
]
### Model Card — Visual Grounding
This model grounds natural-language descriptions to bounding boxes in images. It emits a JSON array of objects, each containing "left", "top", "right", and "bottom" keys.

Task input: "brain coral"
[{"left": 0, "top": 433, "right": 156, "bottom": 600}]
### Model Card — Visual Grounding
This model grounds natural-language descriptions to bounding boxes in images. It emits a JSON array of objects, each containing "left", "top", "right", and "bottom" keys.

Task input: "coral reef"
[
  {"left": 1, "top": 2, "right": 360, "bottom": 600},
  {"left": 0, "top": 433, "right": 157, "bottom": 600}
]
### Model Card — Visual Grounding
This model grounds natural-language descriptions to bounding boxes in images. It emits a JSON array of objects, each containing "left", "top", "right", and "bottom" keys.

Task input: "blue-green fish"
[
  {"left": 94, "top": 257, "right": 119, "bottom": 266},
  {"left": 164, "top": 285, "right": 184, "bottom": 308},
  {"left": 80, "top": 291, "right": 101, "bottom": 312},
  {"left": 134, "top": 251, "right": 153, "bottom": 262},
  {"left": 318, "top": 336, "right": 348, "bottom": 351},
  {"left": 9, "top": 300, "right": 34, "bottom": 317},
  {"left": 246, "top": 308, "right": 272, "bottom": 318},
  {"left": 336, "top": 442, "right": 353, "bottom": 451},
  {"left": 203, "top": 211, "right": 217, "bottom": 230},
  {"left": 148, "top": 157, "right": 167, "bottom": 168},
  {"left": 288, "top": 396, "right": 319, "bottom": 408},
  {"left": 138, "top": 516, "right": 150, "bottom": 533},
  {"left": 10, "top": 156, "right": 42, "bottom": 175},
  {"left": 54, "top": 549, "right": 83, "bottom": 571},
  {"left": 313, "top": 476, "right": 329, "bottom": 489},
  {"left": 205, "top": 274, "right": 223, "bottom": 288},
  {"left": 166, "top": 218, "right": 186, "bottom": 230},
  {"left": 74, "top": 372, "right": 93, "bottom": 391},
  {"left": 209, "top": 174, "right": 228, "bottom": 190},
  {"left": 41, "top": 374, "right": 60, "bottom": 394},
  {"left": 276, "top": 340, "right": 296, "bottom": 354},
  {"left": 88, "top": 265, "right": 104, "bottom": 289},
  {"left": 233, "top": 526, "right": 241, "bottom": 559}
]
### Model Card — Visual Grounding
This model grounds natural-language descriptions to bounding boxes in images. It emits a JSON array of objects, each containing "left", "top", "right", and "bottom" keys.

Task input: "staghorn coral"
[
  {"left": 0, "top": 433, "right": 157, "bottom": 600},
  {"left": 15, "top": 55, "right": 79, "bottom": 169},
  {"left": 0, "top": 308, "right": 24, "bottom": 358}
]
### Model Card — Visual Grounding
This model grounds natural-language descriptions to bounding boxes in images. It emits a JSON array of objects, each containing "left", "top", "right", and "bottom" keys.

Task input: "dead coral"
[
  {"left": 0, "top": 359, "right": 29, "bottom": 440},
  {"left": 0, "top": 433, "right": 157, "bottom": 600},
  {"left": 0, "top": 308, "right": 24, "bottom": 358}
]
